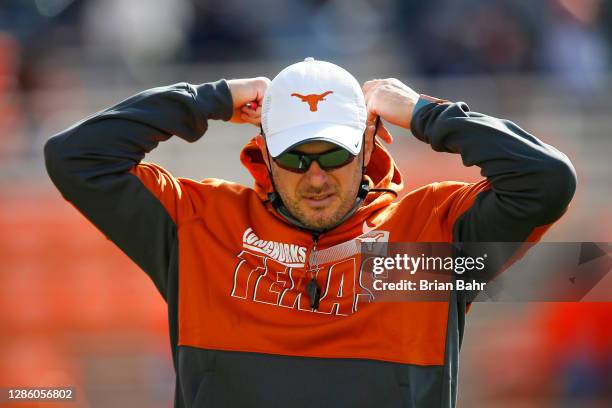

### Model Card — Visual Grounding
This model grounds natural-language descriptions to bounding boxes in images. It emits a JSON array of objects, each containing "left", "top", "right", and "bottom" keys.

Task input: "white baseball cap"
[{"left": 261, "top": 57, "right": 367, "bottom": 158}]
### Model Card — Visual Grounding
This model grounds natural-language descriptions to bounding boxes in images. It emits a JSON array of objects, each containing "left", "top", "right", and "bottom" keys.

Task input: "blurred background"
[{"left": 0, "top": 0, "right": 610, "bottom": 407}]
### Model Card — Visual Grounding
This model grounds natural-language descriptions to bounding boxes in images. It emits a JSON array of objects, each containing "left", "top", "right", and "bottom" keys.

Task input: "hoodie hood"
[{"left": 239, "top": 135, "right": 404, "bottom": 221}]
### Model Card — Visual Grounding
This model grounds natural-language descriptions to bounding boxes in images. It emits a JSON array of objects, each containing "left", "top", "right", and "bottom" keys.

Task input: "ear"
[{"left": 255, "top": 134, "right": 271, "bottom": 169}]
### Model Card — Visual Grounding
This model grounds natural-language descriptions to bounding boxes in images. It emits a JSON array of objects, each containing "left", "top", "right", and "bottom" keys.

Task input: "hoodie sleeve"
[
  {"left": 43, "top": 80, "right": 233, "bottom": 298},
  {"left": 410, "top": 96, "right": 576, "bottom": 243}
]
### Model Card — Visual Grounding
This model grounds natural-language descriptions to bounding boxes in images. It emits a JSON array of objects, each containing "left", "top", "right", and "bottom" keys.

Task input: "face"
[{"left": 259, "top": 131, "right": 375, "bottom": 231}]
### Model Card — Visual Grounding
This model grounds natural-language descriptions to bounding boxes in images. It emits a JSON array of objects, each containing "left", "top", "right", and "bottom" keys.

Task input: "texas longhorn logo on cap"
[{"left": 290, "top": 91, "right": 334, "bottom": 112}]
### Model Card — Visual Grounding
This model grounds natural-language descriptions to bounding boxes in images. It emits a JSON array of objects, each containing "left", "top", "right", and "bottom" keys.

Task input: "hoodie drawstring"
[{"left": 306, "top": 233, "right": 322, "bottom": 310}]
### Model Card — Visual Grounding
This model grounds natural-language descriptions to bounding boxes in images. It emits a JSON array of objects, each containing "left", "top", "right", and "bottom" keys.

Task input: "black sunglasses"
[{"left": 274, "top": 147, "right": 356, "bottom": 173}]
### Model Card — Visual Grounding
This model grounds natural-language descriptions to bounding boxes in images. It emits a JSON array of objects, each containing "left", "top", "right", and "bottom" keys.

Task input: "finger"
[
  {"left": 365, "top": 119, "right": 377, "bottom": 139},
  {"left": 241, "top": 105, "right": 260, "bottom": 117},
  {"left": 362, "top": 79, "right": 381, "bottom": 93},
  {"left": 363, "top": 87, "right": 372, "bottom": 106},
  {"left": 242, "top": 101, "right": 259, "bottom": 111},
  {"left": 364, "top": 87, "right": 379, "bottom": 117},
  {"left": 240, "top": 112, "right": 261, "bottom": 125},
  {"left": 241, "top": 107, "right": 262, "bottom": 123},
  {"left": 254, "top": 77, "right": 271, "bottom": 101},
  {"left": 376, "top": 122, "right": 393, "bottom": 144},
  {"left": 366, "top": 103, "right": 378, "bottom": 124},
  {"left": 362, "top": 83, "right": 377, "bottom": 104},
  {"left": 366, "top": 113, "right": 378, "bottom": 131}
]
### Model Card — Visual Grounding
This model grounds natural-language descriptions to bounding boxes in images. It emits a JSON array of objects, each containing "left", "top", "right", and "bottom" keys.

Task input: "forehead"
[{"left": 291, "top": 140, "right": 339, "bottom": 154}]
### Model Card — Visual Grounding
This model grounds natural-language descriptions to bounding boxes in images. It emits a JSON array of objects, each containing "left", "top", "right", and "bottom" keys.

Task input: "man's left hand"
[{"left": 362, "top": 78, "right": 420, "bottom": 142}]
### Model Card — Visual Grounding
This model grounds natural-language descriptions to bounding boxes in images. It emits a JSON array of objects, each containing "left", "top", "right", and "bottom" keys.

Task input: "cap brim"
[{"left": 266, "top": 122, "right": 363, "bottom": 158}]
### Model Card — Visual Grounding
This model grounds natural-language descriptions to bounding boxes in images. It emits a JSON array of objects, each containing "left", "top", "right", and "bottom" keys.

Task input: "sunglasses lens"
[
  {"left": 274, "top": 148, "right": 354, "bottom": 173},
  {"left": 318, "top": 149, "right": 353, "bottom": 169},
  {"left": 275, "top": 153, "right": 307, "bottom": 172}
]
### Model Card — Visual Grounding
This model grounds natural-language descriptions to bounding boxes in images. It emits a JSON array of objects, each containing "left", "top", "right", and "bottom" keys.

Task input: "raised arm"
[
  {"left": 44, "top": 78, "right": 267, "bottom": 297},
  {"left": 362, "top": 78, "right": 576, "bottom": 242}
]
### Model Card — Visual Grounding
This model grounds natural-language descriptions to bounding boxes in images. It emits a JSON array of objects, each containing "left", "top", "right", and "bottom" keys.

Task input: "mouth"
[{"left": 302, "top": 192, "right": 335, "bottom": 208}]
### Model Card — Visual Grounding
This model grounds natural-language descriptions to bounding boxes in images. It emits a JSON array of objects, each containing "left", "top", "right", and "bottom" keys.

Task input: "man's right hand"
[{"left": 227, "top": 77, "right": 270, "bottom": 125}]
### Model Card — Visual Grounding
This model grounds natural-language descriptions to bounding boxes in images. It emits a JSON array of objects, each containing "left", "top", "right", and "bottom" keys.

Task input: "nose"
[{"left": 304, "top": 160, "right": 328, "bottom": 188}]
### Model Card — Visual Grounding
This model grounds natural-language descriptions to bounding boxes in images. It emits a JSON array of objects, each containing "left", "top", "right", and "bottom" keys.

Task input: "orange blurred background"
[{"left": 1, "top": 0, "right": 610, "bottom": 407}]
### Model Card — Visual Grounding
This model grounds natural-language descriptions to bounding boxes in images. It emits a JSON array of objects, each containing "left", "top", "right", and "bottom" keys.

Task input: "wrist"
[
  {"left": 413, "top": 94, "right": 449, "bottom": 117},
  {"left": 195, "top": 79, "right": 233, "bottom": 122}
]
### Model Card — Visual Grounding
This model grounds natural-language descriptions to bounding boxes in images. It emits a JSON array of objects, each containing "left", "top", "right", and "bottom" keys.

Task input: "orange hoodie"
[
  {"left": 45, "top": 80, "right": 575, "bottom": 407},
  {"left": 126, "top": 132, "right": 553, "bottom": 366}
]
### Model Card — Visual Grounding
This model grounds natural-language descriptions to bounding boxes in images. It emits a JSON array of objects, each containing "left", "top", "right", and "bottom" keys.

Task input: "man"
[{"left": 44, "top": 58, "right": 576, "bottom": 407}]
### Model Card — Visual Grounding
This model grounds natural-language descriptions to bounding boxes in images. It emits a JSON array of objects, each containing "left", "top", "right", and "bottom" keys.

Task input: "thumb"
[
  {"left": 376, "top": 121, "right": 393, "bottom": 144},
  {"left": 254, "top": 77, "right": 270, "bottom": 103},
  {"left": 366, "top": 110, "right": 378, "bottom": 127}
]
